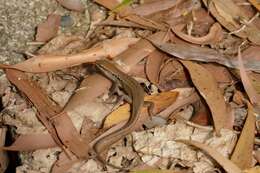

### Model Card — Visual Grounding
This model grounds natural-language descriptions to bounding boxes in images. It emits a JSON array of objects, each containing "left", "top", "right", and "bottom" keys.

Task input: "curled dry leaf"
[
  {"left": 145, "top": 50, "right": 166, "bottom": 84},
  {"left": 171, "top": 23, "right": 223, "bottom": 45},
  {"left": 0, "top": 37, "right": 139, "bottom": 73},
  {"left": 56, "top": 0, "right": 85, "bottom": 12},
  {"left": 157, "top": 59, "right": 187, "bottom": 91},
  {"left": 176, "top": 139, "right": 242, "bottom": 173},
  {"left": 36, "top": 14, "right": 61, "bottom": 42},
  {"left": 231, "top": 102, "right": 255, "bottom": 169},
  {"left": 114, "top": 31, "right": 168, "bottom": 73},
  {"left": 202, "top": 0, "right": 260, "bottom": 45},
  {"left": 180, "top": 60, "right": 231, "bottom": 135}
]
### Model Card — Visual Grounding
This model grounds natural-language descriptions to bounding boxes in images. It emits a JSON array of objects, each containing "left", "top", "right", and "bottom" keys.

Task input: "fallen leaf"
[
  {"left": 147, "top": 40, "right": 260, "bottom": 71},
  {"left": 244, "top": 166, "right": 260, "bottom": 173},
  {"left": 1, "top": 134, "right": 56, "bottom": 151},
  {"left": 36, "top": 14, "right": 61, "bottom": 42},
  {"left": 231, "top": 101, "right": 255, "bottom": 169},
  {"left": 0, "top": 128, "right": 8, "bottom": 173},
  {"left": 202, "top": 64, "right": 233, "bottom": 83},
  {"left": 133, "top": 169, "right": 183, "bottom": 173},
  {"left": 56, "top": 0, "right": 85, "bottom": 12},
  {"left": 249, "top": 0, "right": 260, "bottom": 11},
  {"left": 203, "top": 0, "right": 260, "bottom": 45},
  {"left": 171, "top": 23, "right": 223, "bottom": 45},
  {"left": 0, "top": 37, "right": 139, "bottom": 73},
  {"left": 237, "top": 46, "right": 260, "bottom": 105},
  {"left": 145, "top": 50, "right": 166, "bottom": 84},
  {"left": 103, "top": 91, "right": 179, "bottom": 128},
  {"left": 176, "top": 139, "right": 242, "bottom": 173},
  {"left": 5, "top": 69, "right": 89, "bottom": 158},
  {"left": 180, "top": 60, "right": 231, "bottom": 135},
  {"left": 130, "top": 0, "right": 180, "bottom": 16}
]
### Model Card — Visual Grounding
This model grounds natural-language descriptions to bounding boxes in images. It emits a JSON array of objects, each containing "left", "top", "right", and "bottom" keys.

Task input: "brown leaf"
[
  {"left": 103, "top": 91, "right": 179, "bottom": 128},
  {"left": 171, "top": 23, "right": 223, "bottom": 45},
  {"left": 0, "top": 128, "right": 8, "bottom": 173},
  {"left": 180, "top": 60, "right": 231, "bottom": 135},
  {"left": 237, "top": 46, "right": 260, "bottom": 105},
  {"left": 130, "top": 0, "right": 180, "bottom": 16},
  {"left": 1, "top": 134, "right": 56, "bottom": 151},
  {"left": 94, "top": 0, "right": 121, "bottom": 10},
  {"left": 147, "top": 40, "right": 260, "bottom": 71},
  {"left": 56, "top": 0, "right": 85, "bottom": 12},
  {"left": 244, "top": 166, "right": 260, "bottom": 173},
  {"left": 5, "top": 69, "right": 89, "bottom": 158},
  {"left": 0, "top": 37, "right": 139, "bottom": 73},
  {"left": 202, "top": 0, "right": 260, "bottom": 45},
  {"left": 176, "top": 140, "right": 242, "bottom": 173},
  {"left": 145, "top": 50, "right": 166, "bottom": 84},
  {"left": 202, "top": 64, "right": 233, "bottom": 83},
  {"left": 158, "top": 59, "right": 187, "bottom": 91},
  {"left": 231, "top": 102, "right": 255, "bottom": 169},
  {"left": 36, "top": 14, "right": 61, "bottom": 42},
  {"left": 249, "top": 0, "right": 260, "bottom": 11}
]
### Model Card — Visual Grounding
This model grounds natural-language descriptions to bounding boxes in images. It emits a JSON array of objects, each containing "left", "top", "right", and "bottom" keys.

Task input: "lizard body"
[{"left": 91, "top": 59, "right": 145, "bottom": 169}]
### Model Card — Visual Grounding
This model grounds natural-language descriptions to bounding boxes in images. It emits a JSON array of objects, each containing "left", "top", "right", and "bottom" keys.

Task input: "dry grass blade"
[
  {"left": 180, "top": 60, "right": 231, "bottom": 135},
  {"left": 176, "top": 139, "right": 242, "bottom": 173},
  {"left": 231, "top": 101, "right": 255, "bottom": 169}
]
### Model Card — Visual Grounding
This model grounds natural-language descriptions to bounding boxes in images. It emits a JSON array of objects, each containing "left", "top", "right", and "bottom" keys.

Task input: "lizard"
[{"left": 90, "top": 59, "right": 152, "bottom": 170}]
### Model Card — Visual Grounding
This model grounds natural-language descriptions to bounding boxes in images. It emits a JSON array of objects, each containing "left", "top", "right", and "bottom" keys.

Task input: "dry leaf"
[
  {"left": 145, "top": 50, "right": 166, "bottom": 84},
  {"left": 176, "top": 140, "right": 242, "bottom": 173},
  {"left": 231, "top": 102, "right": 255, "bottom": 169},
  {"left": 103, "top": 91, "right": 179, "bottom": 128},
  {"left": 0, "top": 128, "right": 8, "bottom": 173},
  {"left": 0, "top": 37, "right": 139, "bottom": 73},
  {"left": 133, "top": 169, "right": 183, "bottom": 173},
  {"left": 202, "top": 64, "right": 233, "bottom": 83},
  {"left": 237, "top": 47, "right": 260, "bottom": 105},
  {"left": 203, "top": 0, "right": 260, "bottom": 45},
  {"left": 147, "top": 40, "right": 260, "bottom": 71},
  {"left": 244, "top": 166, "right": 260, "bottom": 173},
  {"left": 180, "top": 60, "right": 231, "bottom": 135},
  {"left": 56, "top": 0, "right": 85, "bottom": 12},
  {"left": 130, "top": 0, "right": 180, "bottom": 16},
  {"left": 158, "top": 59, "right": 187, "bottom": 91},
  {"left": 5, "top": 69, "right": 89, "bottom": 158},
  {"left": 36, "top": 14, "right": 61, "bottom": 42},
  {"left": 171, "top": 23, "right": 223, "bottom": 45},
  {"left": 1, "top": 134, "right": 56, "bottom": 151},
  {"left": 249, "top": 0, "right": 260, "bottom": 11}
]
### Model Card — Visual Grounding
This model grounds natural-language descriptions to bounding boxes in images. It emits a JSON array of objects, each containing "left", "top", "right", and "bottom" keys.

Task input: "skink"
[{"left": 91, "top": 59, "right": 145, "bottom": 169}]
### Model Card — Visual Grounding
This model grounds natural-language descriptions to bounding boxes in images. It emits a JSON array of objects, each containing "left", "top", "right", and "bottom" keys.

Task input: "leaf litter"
[{"left": 0, "top": 0, "right": 260, "bottom": 172}]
